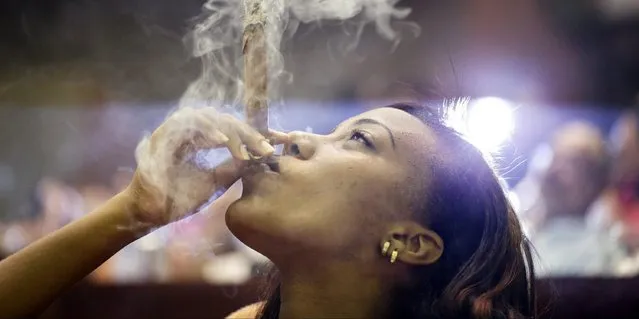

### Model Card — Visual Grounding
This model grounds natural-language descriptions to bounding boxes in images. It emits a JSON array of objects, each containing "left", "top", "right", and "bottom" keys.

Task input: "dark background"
[
  {"left": 36, "top": 278, "right": 639, "bottom": 319},
  {"left": 0, "top": 0, "right": 638, "bottom": 107}
]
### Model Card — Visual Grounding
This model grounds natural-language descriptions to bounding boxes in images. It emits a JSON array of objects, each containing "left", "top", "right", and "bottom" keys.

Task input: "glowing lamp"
[{"left": 466, "top": 97, "right": 515, "bottom": 152}]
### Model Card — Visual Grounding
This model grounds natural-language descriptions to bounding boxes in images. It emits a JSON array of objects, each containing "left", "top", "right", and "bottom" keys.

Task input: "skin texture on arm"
[{"left": 0, "top": 190, "right": 151, "bottom": 319}]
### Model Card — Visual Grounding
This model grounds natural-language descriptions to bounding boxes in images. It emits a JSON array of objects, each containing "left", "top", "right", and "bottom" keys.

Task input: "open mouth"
[
  {"left": 265, "top": 159, "right": 280, "bottom": 173},
  {"left": 241, "top": 156, "right": 282, "bottom": 194},
  {"left": 247, "top": 156, "right": 280, "bottom": 175}
]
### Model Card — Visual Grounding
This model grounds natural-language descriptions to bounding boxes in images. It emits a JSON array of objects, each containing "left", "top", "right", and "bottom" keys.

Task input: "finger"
[
  {"left": 214, "top": 114, "right": 274, "bottom": 157},
  {"left": 223, "top": 129, "right": 250, "bottom": 161},
  {"left": 267, "top": 129, "right": 290, "bottom": 145},
  {"left": 210, "top": 130, "right": 230, "bottom": 145},
  {"left": 177, "top": 129, "right": 228, "bottom": 165},
  {"left": 212, "top": 158, "right": 247, "bottom": 190},
  {"left": 246, "top": 138, "right": 275, "bottom": 158},
  {"left": 189, "top": 131, "right": 230, "bottom": 156},
  {"left": 193, "top": 116, "right": 229, "bottom": 146},
  {"left": 233, "top": 123, "right": 275, "bottom": 157},
  {"left": 199, "top": 110, "right": 273, "bottom": 157}
]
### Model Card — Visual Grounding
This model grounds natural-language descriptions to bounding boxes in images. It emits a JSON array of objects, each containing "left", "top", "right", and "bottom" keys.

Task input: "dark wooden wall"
[{"left": 38, "top": 277, "right": 639, "bottom": 319}]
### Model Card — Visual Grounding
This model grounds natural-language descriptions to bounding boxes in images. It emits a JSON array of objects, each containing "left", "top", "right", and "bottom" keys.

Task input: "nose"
[{"left": 286, "top": 131, "right": 318, "bottom": 160}]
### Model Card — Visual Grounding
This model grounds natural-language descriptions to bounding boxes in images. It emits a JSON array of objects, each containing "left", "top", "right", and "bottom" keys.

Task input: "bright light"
[
  {"left": 508, "top": 190, "right": 521, "bottom": 213},
  {"left": 466, "top": 97, "right": 515, "bottom": 152}
]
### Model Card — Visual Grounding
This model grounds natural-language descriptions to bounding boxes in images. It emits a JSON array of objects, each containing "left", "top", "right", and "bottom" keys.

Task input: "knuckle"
[
  {"left": 288, "top": 130, "right": 304, "bottom": 138},
  {"left": 219, "top": 113, "right": 236, "bottom": 122}
]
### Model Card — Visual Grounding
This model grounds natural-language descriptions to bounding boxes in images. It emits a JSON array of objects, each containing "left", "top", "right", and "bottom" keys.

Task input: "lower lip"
[
  {"left": 241, "top": 169, "right": 279, "bottom": 194},
  {"left": 243, "top": 165, "right": 279, "bottom": 180},
  {"left": 253, "top": 169, "right": 278, "bottom": 177}
]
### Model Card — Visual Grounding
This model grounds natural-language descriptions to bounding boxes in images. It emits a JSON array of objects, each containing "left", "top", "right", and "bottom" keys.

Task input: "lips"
[
  {"left": 240, "top": 161, "right": 280, "bottom": 195},
  {"left": 257, "top": 162, "right": 279, "bottom": 174},
  {"left": 244, "top": 154, "right": 281, "bottom": 174},
  {"left": 243, "top": 160, "right": 280, "bottom": 178},
  {"left": 265, "top": 160, "right": 280, "bottom": 173}
]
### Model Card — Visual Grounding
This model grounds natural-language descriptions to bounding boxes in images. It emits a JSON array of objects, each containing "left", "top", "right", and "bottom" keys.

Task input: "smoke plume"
[{"left": 134, "top": 0, "right": 413, "bottom": 221}]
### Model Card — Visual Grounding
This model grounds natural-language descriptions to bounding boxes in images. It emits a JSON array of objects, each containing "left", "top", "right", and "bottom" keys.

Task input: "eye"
[{"left": 349, "top": 130, "right": 375, "bottom": 149}]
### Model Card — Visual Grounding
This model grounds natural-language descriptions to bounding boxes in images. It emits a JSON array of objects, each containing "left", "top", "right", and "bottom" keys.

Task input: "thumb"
[{"left": 211, "top": 158, "right": 247, "bottom": 191}]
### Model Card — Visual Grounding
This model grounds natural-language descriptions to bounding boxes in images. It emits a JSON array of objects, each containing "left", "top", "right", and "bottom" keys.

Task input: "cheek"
[
  {"left": 282, "top": 160, "right": 403, "bottom": 243},
  {"left": 226, "top": 156, "right": 407, "bottom": 256},
  {"left": 298, "top": 158, "right": 399, "bottom": 208}
]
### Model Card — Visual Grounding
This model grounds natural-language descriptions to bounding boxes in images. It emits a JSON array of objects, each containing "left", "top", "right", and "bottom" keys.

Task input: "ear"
[{"left": 381, "top": 222, "right": 444, "bottom": 266}]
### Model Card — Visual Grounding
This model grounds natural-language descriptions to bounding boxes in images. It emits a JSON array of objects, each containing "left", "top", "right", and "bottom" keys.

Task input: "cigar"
[
  {"left": 243, "top": 0, "right": 271, "bottom": 166},
  {"left": 243, "top": 0, "right": 268, "bottom": 136}
]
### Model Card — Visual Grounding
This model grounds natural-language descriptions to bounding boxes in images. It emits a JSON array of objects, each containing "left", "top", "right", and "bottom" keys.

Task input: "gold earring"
[
  {"left": 381, "top": 241, "right": 391, "bottom": 255},
  {"left": 390, "top": 250, "right": 398, "bottom": 264}
]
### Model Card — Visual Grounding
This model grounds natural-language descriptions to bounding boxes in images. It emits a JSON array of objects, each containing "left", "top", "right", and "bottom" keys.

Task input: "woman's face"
[{"left": 226, "top": 107, "right": 435, "bottom": 262}]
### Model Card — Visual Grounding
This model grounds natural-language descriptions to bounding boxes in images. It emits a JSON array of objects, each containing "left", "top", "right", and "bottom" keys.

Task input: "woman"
[{"left": 0, "top": 103, "right": 536, "bottom": 319}]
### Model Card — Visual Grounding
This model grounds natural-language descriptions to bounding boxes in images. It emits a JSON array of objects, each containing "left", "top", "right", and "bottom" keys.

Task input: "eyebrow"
[{"left": 353, "top": 118, "right": 397, "bottom": 149}]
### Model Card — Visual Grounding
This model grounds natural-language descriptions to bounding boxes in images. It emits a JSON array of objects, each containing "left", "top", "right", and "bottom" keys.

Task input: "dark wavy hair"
[{"left": 257, "top": 102, "right": 537, "bottom": 319}]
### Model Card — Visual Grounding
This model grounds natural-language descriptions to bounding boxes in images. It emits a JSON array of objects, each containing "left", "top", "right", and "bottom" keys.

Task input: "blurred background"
[{"left": 3, "top": 0, "right": 639, "bottom": 317}]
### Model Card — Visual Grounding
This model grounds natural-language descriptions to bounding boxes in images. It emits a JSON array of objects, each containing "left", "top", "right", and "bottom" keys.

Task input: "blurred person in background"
[
  {"left": 0, "top": 187, "right": 43, "bottom": 257},
  {"left": 0, "top": 178, "right": 81, "bottom": 257},
  {"left": 598, "top": 111, "right": 639, "bottom": 274},
  {"left": 163, "top": 182, "right": 240, "bottom": 283},
  {"left": 608, "top": 111, "right": 639, "bottom": 237},
  {"left": 164, "top": 181, "right": 267, "bottom": 284},
  {"left": 513, "top": 143, "right": 554, "bottom": 237},
  {"left": 521, "top": 121, "right": 623, "bottom": 276}
]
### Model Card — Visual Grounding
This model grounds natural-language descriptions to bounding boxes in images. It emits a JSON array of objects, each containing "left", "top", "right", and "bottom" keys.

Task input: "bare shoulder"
[{"left": 226, "top": 301, "right": 266, "bottom": 319}]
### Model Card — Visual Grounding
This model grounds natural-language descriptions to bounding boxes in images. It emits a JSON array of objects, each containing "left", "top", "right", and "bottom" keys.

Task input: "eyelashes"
[{"left": 349, "top": 130, "right": 375, "bottom": 150}]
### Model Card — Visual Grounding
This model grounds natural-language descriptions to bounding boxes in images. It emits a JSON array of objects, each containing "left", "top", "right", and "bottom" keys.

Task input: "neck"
[{"left": 277, "top": 261, "right": 391, "bottom": 319}]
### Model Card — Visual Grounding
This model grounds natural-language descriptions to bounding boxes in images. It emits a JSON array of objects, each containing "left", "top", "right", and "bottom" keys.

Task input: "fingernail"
[
  {"left": 213, "top": 132, "right": 229, "bottom": 144},
  {"left": 260, "top": 140, "right": 275, "bottom": 154},
  {"left": 240, "top": 146, "right": 251, "bottom": 160},
  {"left": 217, "top": 133, "right": 229, "bottom": 143}
]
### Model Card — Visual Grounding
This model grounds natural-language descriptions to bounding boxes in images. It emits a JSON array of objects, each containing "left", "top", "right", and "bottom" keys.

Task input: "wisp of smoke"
[
  {"left": 180, "top": 0, "right": 411, "bottom": 108},
  {"left": 134, "top": 0, "right": 413, "bottom": 223}
]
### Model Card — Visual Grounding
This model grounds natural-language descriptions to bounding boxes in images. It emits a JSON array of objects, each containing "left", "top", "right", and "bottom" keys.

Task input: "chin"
[
  {"left": 225, "top": 196, "right": 258, "bottom": 231},
  {"left": 225, "top": 197, "right": 303, "bottom": 261},
  {"left": 226, "top": 197, "right": 274, "bottom": 250}
]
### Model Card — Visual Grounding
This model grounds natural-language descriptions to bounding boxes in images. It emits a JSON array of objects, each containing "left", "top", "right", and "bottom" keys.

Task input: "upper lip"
[
  {"left": 266, "top": 160, "right": 280, "bottom": 173},
  {"left": 245, "top": 156, "right": 281, "bottom": 175},
  {"left": 256, "top": 154, "right": 281, "bottom": 172}
]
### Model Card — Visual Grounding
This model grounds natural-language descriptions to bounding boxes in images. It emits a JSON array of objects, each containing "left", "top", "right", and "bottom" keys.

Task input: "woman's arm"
[
  {"left": 0, "top": 108, "right": 284, "bottom": 319},
  {"left": 0, "top": 190, "right": 150, "bottom": 319}
]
